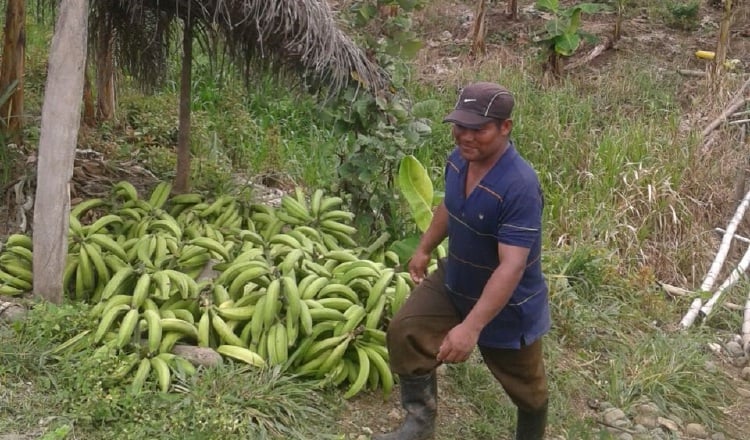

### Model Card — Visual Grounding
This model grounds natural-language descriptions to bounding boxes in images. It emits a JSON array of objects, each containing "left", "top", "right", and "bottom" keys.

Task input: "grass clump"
[
  {"left": 664, "top": 0, "right": 702, "bottom": 30},
  {"left": 0, "top": 302, "right": 338, "bottom": 440}
]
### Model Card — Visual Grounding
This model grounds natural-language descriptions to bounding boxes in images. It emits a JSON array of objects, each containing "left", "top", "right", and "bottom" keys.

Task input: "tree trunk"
[
  {"left": 82, "top": 65, "right": 96, "bottom": 127},
  {"left": 95, "top": 11, "right": 116, "bottom": 121},
  {"left": 33, "top": 0, "right": 89, "bottom": 304},
  {"left": 711, "top": 0, "right": 732, "bottom": 86},
  {"left": 470, "top": 0, "right": 487, "bottom": 56},
  {"left": 507, "top": 0, "right": 518, "bottom": 20},
  {"left": 174, "top": 17, "right": 193, "bottom": 194},
  {"left": 0, "top": 0, "right": 26, "bottom": 144}
]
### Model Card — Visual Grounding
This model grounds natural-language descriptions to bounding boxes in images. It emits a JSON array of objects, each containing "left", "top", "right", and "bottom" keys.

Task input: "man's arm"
[
  {"left": 409, "top": 202, "right": 449, "bottom": 283},
  {"left": 436, "top": 242, "right": 529, "bottom": 363},
  {"left": 462, "top": 243, "right": 528, "bottom": 332}
]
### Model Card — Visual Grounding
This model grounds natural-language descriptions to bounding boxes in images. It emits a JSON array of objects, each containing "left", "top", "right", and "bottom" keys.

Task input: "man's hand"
[
  {"left": 408, "top": 249, "right": 432, "bottom": 284},
  {"left": 436, "top": 322, "right": 481, "bottom": 364}
]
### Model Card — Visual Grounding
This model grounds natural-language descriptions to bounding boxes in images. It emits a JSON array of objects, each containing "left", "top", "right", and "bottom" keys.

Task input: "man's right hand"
[{"left": 408, "top": 249, "right": 431, "bottom": 284}]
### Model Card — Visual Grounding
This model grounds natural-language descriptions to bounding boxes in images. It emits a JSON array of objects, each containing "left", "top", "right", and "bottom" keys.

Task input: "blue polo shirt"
[{"left": 443, "top": 143, "right": 550, "bottom": 349}]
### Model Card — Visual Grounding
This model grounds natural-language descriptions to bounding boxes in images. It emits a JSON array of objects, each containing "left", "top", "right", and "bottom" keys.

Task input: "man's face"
[{"left": 451, "top": 120, "right": 512, "bottom": 164}]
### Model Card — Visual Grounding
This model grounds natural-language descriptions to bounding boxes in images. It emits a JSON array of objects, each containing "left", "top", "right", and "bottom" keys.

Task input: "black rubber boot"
[
  {"left": 373, "top": 372, "right": 437, "bottom": 440},
  {"left": 515, "top": 401, "right": 548, "bottom": 440}
]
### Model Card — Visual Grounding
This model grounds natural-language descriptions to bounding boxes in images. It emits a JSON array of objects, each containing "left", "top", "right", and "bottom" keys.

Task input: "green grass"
[{"left": 1, "top": 303, "right": 341, "bottom": 440}]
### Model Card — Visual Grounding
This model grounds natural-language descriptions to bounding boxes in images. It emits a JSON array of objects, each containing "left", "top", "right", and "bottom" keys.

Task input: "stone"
[
  {"left": 742, "top": 366, "right": 750, "bottom": 381},
  {"left": 685, "top": 423, "right": 708, "bottom": 438},
  {"left": 711, "top": 433, "right": 726, "bottom": 440},
  {"left": 634, "top": 402, "right": 660, "bottom": 416},
  {"left": 618, "top": 434, "right": 633, "bottom": 440},
  {"left": 732, "top": 355, "right": 748, "bottom": 368},
  {"left": 737, "top": 387, "right": 750, "bottom": 398},
  {"left": 657, "top": 416, "right": 680, "bottom": 432},
  {"left": 633, "top": 414, "right": 658, "bottom": 429},
  {"left": 614, "top": 418, "right": 632, "bottom": 429},
  {"left": 602, "top": 407, "right": 628, "bottom": 425},
  {"left": 704, "top": 360, "right": 718, "bottom": 373},
  {"left": 633, "top": 424, "right": 648, "bottom": 433},
  {"left": 726, "top": 341, "right": 744, "bottom": 357}
]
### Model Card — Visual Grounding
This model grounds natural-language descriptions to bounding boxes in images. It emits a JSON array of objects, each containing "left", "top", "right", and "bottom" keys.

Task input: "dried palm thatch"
[{"left": 92, "top": 0, "right": 389, "bottom": 94}]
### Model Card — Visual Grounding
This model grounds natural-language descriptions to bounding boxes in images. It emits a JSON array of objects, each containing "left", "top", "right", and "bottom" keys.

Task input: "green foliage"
[
  {"left": 323, "top": 0, "right": 433, "bottom": 237},
  {"left": 534, "top": 0, "right": 611, "bottom": 73},
  {"left": 664, "top": 0, "right": 701, "bottom": 30},
  {"left": 397, "top": 155, "right": 435, "bottom": 233}
]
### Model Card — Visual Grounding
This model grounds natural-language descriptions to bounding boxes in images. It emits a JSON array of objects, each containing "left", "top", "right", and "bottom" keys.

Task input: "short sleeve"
[{"left": 495, "top": 183, "right": 543, "bottom": 248}]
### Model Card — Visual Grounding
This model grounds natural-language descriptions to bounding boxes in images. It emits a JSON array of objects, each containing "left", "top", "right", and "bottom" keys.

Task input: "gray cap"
[{"left": 443, "top": 82, "right": 514, "bottom": 129}]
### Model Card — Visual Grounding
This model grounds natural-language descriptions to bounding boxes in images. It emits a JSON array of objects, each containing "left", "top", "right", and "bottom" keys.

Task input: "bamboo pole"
[
  {"left": 680, "top": 186, "right": 750, "bottom": 328},
  {"left": 715, "top": 227, "right": 750, "bottom": 244},
  {"left": 743, "top": 296, "right": 750, "bottom": 352},
  {"left": 699, "top": 242, "right": 750, "bottom": 319}
]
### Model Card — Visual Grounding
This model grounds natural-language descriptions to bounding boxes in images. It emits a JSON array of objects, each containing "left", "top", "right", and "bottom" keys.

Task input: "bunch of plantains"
[{"left": 0, "top": 181, "right": 420, "bottom": 399}]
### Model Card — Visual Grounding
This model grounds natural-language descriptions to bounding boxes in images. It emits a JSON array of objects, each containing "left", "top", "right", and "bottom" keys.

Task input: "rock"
[
  {"left": 704, "top": 360, "right": 718, "bottom": 373},
  {"left": 711, "top": 433, "right": 726, "bottom": 440},
  {"left": 387, "top": 408, "right": 401, "bottom": 420},
  {"left": 732, "top": 355, "right": 748, "bottom": 368},
  {"left": 618, "top": 434, "right": 633, "bottom": 440},
  {"left": 737, "top": 387, "right": 750, "bottom": 398},
  {"left": 725, "top": 341, "right": 744, "bottom": 357},
  {"left": 657, "top": 416, "right": 680, "bottom": 432},
  {"left": 742, "top": 366, "right": 750, "bottom": 381},
  {"left": 685, "top": 423, "right": 709, "bottom": 439},
  {"left": 634, "top": 402, "right": 660, "bottom": 416},
  {"left": 707, "top": 342, "right": 722, "bottom": 354},
  {"left": 599, "top": 401, "right": 615, "bottom": 411},
  {"left": 633, "top": 414, "right": 658, "bottom": 429},
  {"left": 602, "top": 407, "right": 627, "bottom": 425},
  {"left": 614, "top": 418, "right": 632, "bottom": 429}
]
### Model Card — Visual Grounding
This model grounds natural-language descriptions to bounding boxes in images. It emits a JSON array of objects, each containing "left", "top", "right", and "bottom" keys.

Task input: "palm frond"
[{"left": 92, "top": 0, "right": 388, "bottom": 94}]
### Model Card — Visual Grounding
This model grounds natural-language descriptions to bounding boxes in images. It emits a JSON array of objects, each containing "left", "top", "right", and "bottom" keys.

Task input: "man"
[{"left": 374, "top": 82, "right": 550, "bottom": 440}]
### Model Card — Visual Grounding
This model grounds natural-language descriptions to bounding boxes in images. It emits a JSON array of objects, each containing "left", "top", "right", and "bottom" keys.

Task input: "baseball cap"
[{"left": 443, "top": 82, "right": 514, "bottom": 129}]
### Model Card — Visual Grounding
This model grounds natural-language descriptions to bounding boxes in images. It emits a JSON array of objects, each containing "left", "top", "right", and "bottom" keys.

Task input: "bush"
[{"left": 664, "top": 0, "right": 701, "bottom": 30}]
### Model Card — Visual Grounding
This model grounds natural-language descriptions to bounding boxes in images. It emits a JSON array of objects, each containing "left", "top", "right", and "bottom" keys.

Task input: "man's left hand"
[{"left": 436, "top": 322, "right": 481, "bottom": 364}]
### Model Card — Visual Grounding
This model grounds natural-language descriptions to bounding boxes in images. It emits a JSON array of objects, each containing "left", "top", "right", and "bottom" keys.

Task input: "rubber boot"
[
  {"left": 373, "top": 372, "right": 437, "bottom": 440},
  {"left": 515, "top": 400, "right": 548, "bottom": 440}
]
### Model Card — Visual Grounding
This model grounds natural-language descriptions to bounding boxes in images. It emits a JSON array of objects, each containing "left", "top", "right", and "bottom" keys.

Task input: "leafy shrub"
[{"left": 664, "top": 0, "right": 700, "bottom": 30}]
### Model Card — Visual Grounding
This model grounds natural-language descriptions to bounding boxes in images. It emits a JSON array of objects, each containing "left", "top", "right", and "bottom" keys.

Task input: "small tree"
[
  {"left": 534, "top": 0, "right": 610, "bottom": 77},
  {"left": 0, "top": 0, "right": 26, "bottom": 144}
]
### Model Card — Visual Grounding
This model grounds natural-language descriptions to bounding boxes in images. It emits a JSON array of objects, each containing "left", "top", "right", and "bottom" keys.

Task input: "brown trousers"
[{"left": 386, "top": 261, "right": 549, "bottom": 412}]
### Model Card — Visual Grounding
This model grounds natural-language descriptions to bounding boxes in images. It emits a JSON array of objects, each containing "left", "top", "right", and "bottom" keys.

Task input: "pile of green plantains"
[{"left": 0, "top": 181, "right": 422, "bottom": 399}]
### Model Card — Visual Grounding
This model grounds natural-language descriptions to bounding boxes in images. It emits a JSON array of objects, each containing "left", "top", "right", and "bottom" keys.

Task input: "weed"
[{"left": 664, "top": 0, "right": 701, "bottom": 30}]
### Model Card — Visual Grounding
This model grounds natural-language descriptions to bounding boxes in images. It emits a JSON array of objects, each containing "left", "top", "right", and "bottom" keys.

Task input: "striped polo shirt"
[{"left": 443, "top": 143, "right": 550, "bottom": 348}]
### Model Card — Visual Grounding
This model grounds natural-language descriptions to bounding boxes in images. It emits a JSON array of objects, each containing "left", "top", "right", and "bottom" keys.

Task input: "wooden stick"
[
  {"left": 677, "top": 69, "right": 706, "bottom": 78},
  {"left": 701, "top": 76, "right": 750, "bottom": 138},
  {"left": 700, "top": 242, "right": 750, "bottom": 319},
  {"left": 681, "top": 186, "right": 750, "bottom": 328},
  {"left": 743, "top": 296, "right": 750, "bottom": 352},
  {"left": 728, "top": 118, "right": 750, "bottom": 125},
  {"left": 564, "top": 36, "right": 613, "bottom": 71},
  {"left": 715, "top": 227, "right": 750, "bottom": 244}
]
